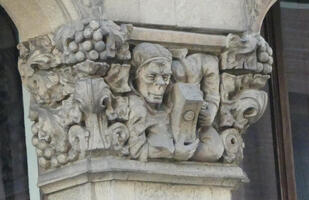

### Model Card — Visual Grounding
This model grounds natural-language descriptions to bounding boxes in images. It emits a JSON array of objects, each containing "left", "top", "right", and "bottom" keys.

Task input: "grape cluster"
[
  {"left": 31, "top": 122, "right": 78, "bottom": 169},
  {"left": 256, "top": 38, "right": 273, "bottom": 74},
  {"left": 63, "top": 19, "right": 115, "bottom": 65}
]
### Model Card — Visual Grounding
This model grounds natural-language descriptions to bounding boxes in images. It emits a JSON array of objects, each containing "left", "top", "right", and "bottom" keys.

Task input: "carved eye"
[
  {"left": 162, "top": 75, "right": 170, "bottom": 82},
  {"left": 147, "top": 74, "right": 156, "bottom": 81}
]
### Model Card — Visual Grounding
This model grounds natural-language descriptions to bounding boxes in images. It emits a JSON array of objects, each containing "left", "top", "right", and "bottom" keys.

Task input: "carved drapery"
[{"left": 17, "top": 3, "right": 273, "bottom": 171}]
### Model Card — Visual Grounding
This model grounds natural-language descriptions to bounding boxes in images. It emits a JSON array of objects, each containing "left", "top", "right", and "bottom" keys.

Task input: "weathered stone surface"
[
  {"left": 18, "top": 18, "right": 273, "bottom": 169},
  {"left": 171, "top": 83, "right": 203, "bottom": 144},
  {"left": 0, "top": 0, "right": 276, "bottom": 41},
  {"left": 129, "top": 27, "right": 227, "bottom": 53},
  {"left": 221, "top": 34, "right": 273, "bottom": 74},
  {"left": 13, "top": 1, "right": 276, "bottom": 199},
  {"left": 103, "top": 0, "right": 247, "bottom": 32},
  {"left": 46, "top": 181, "right": 231, "bottom": 200},
  {"left": 38, "top": 157, "right": 248, "bottom": 195}
]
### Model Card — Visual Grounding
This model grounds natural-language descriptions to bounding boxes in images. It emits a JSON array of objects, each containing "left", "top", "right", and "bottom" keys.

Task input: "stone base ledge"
[
  {"left": 39, "top": 157, "right": 248, "bottom": 195},
  {"left": 46, "top": 180, "right": 232, "bottom": 200}
]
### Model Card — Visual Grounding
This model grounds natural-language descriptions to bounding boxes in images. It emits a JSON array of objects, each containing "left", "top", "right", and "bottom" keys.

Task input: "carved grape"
[
  {"left": 82, "top": 41, "right": 93, "bottom": 51},
  {"left": 258, "top": 52, "right": 269, "bottom": 62},
  {"left": 83, "top": 27, "right": 93, "bottom": 39},
  {"left": 88, "top": 50, "right": 99, "bottom": 60},
  {"left": 93, "top": 30, "right": 103, "bottom": 41},
  {"left": 57, "top": 154, "right": 68, "bottom": 164},
  {"left": 75, "top": 51, "right": 86, "bottom": 62},
  {"left": 36, "top": 149, "right": 44, "bottom": 157},
  {"left": 51, "top": 157, "right": 59, "bottom": 168},
  {"left": 89, "top": 20, "right": 100, "bottom": 30},
  {"left": 38, "top": 140, "right": 48, "bottom": 150},
  {"left": 56, "top": 19, "right": 131, "bottom": 65},
  {"left": 32, "top": 136, "right": 39, "bottom": 146},
  {"left": 31, "top": 123, "right": 39, "bottom": 134},
  {"left": 39, "top": 157, "right": 50, "bottom": 169},
  {"left": 94, "top": 41, "right": 105, "bottom": 51},
  {"left": 256, "top": 37, "right": 273, "bottom": 74},
  {"left": 69, "top": 41, "right": 79, "bottom": 52},
  {"left": 44, "top": 148, "right": 54, "bottom": 159}
]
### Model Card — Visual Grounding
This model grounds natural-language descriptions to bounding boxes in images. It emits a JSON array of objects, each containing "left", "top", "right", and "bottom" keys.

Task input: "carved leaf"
[
  {"left": 105, "top": 64, "right": 131, "bottom": 93},
  {"left": 74, "top": 78, "right": 112, "bottom": 150},
  {"left": 27, "top": 50, "right": 60, "bottom": 70},
  {"left": 74, "top": 60, "right": 110, "bottom": 76},
  {"left": 221, "top": 34, "right": 273, "bottom": 74},
  {"left": 106, "top": 122, "right": 129, "bottom": 152},
  {"left": 74, "top": 78, "right": 111, "bottom": 113},
  {"left": 219, "top": 73, "right": 269, "bottom": 133},
  {"left": 106, "top": 95, "right": 129, "bottom": 121},
  {"left": 68, "top": 125, "right": 90, "bottom": 159},
  {"left": 31, "top": 105, "right": 70, "bottom": 168}
]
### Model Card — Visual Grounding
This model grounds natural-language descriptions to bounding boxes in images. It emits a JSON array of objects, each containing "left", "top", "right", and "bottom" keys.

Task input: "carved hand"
[
  {"left": 174, "top": 136, "right": 199, "bottom": 161},
  {"left": 198, "top": 101, "right": 218, "bottom": 127}
]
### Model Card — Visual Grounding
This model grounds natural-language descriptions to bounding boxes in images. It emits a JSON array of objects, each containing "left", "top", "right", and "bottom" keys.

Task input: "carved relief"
[
  {"left": 221, "top": 34, "right": 273, "bottom": 74},
  {"left": 18, "top": 18, "right": 272, "bottom": 169},
  {"left": 18, "top": 19, "right": 132, "bottom": 169},
  {"left": 219, "top": 33, "right": 272, "bottom": 163}
]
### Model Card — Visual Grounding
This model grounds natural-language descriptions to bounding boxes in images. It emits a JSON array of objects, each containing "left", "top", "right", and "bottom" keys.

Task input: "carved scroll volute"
[
  {"left": 219, "top": 33, "right": 273, "bottom": 163},
  {"left": 219, "top": 74, "right": 270, "bottom": 163},
  {"left": 219, "top": 73, "right": 269, "bottom": 132}
]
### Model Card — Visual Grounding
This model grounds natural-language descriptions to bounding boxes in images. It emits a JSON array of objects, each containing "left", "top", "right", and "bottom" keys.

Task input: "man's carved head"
[{"left": 132, "top": 43, "right": 172, "bottom": 104}]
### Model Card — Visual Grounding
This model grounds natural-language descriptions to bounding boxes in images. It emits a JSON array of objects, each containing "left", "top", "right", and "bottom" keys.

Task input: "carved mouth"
[{"left": 149, "top": 92, "right": 163, "bottom": 100}]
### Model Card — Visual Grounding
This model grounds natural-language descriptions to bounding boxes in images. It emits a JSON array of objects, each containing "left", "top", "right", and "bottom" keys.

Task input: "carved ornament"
[{"left": 18, "top": 18, "right": 273, "bottom": 169}]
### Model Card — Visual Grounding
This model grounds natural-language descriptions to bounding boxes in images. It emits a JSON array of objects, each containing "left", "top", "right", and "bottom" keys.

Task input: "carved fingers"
[
  {"left": 198, "top": 101, "right": 217, "bottom": 127},
  {"left": 174, "top": 136, "right": 199, "bottom": 161}
]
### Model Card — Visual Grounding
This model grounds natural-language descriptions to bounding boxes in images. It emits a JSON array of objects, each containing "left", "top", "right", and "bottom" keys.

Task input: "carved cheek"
[
  {"left": 138, "top": 81, "right": 151, "bottom": 96},
  {"left": 141, "top": 76, "right": 157, "bottom": 90}
]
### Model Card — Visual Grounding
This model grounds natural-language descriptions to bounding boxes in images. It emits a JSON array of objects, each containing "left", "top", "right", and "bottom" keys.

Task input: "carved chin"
[{"left": 145, "top": 93, "right": 164, "bottom": 104}]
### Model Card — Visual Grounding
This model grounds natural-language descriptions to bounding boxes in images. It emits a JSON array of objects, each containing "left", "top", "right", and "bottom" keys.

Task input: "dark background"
[{"left": 0, "top": 6, "right": 29, "bottom": 200}]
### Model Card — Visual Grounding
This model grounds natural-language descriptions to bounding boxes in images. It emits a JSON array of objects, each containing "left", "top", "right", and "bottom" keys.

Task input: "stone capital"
[{"left": 15, "top": 1, "right": 276, "bottom": 199}]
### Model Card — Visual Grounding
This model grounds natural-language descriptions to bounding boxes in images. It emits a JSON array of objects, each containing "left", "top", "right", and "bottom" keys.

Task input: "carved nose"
[{"left": 155, "top": 76, "right": 165, "bottom": 86}]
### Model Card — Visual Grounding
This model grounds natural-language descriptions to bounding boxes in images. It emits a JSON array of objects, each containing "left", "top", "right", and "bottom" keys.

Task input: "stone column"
[{"left": 16, "top": 0, "right": 276, "bottom": 199}]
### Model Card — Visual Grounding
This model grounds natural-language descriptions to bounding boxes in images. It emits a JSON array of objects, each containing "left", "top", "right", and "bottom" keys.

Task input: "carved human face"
[{"left": 136, "top": 60, "right": 172, "bottom": 104}]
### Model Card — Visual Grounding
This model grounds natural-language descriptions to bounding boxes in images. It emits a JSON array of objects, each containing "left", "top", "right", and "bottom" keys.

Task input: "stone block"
[
  {"left": 103, "top": 0, "right": 247, "bottom": 33},
  {"left": 47, "top": 180, "right": 231, "bottom": 200},
  {"left": 41, "top": 157, "right": 242, "bottom": 200}
]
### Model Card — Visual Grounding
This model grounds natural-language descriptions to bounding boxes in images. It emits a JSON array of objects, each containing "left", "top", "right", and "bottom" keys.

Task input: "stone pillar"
[
  {"left": 39, "top": 157, "right": 248, "bottom": 200},
  {"left": 15, "top": 0, "right": 276, "bottom": 199}
]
